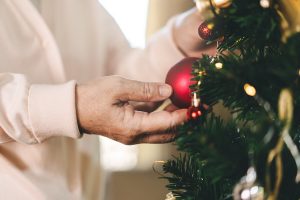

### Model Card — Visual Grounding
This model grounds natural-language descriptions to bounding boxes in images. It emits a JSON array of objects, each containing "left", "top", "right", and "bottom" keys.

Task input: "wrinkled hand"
[
  {"left": 76, "top": 76, "right": 187, "bottom": 145},
  {"left": 173, "top": 7, "right": 216, "bottom": 57}
]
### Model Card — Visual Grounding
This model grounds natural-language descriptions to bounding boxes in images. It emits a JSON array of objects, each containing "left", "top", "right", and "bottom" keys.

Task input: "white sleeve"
[
  {"left": 103, "top": 13, "right": 185, "bottom": 82},
  {"left": 0, "top": 73, "right": 81, "bottom": 144}
]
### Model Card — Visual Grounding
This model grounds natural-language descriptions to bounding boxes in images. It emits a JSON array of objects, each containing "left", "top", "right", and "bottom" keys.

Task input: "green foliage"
[
  {"left": 217, "top": 0, "right": 281, "bottom": 54},
  {"left": 163, "top": 154, "right": 232, "bottom": 200},
  {"left": 162, "top": 0, "right": 300, "bottom": 199}
]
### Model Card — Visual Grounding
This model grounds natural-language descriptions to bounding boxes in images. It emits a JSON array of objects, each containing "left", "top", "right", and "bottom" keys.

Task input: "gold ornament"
[
  {"left": 194, "top": 0, "right": 232, "bottom": 18},
  {"left": 277, "top": 89, "right": 300, "bottom": 183},
  {"left": 194, "top": 0, "right": 210, "bottom": 12},
  {"left": 265, "top": 89, "right": 297, "bottom": 200},
  {"left": 165, "top": 192, "right": 176, "bottom": 200},
  {"left": 277, "top": 0, "right": 300, "bottom": 42},
  {"left": 278, "top": 88, "right": 293, "bottom": 125},
  {"left": 194, "top": 0, "right": 214, "bottom": 19},
  {"left": 233, "top": 167, "right": 264, "bottom": 200},
  {"left": 213, "top": 0, "right": 232, "bottom": 8},
  {"left": 152, "top": 160, "right": 166, "bottom": 177}
]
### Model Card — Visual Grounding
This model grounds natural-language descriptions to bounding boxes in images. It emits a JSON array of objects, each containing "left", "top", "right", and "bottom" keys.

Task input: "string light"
[
  {"left": 207, "top": 22, "right": 215, "bottom": 30},
  {"left": 260, "top": 0, "right": 271, "bottom": 8},
  {"left": 215, "top": 62, "right": 223, "bottom": 69},
  {"left": 244, "top": 83, "right": 256, "bottom": 96},
  {"left": 199, "top": 71, "right": 206, "bottom": 76}
]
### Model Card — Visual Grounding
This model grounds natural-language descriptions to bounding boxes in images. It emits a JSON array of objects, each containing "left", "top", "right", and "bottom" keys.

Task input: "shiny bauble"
[
  {"left": 165, "top": 57, "right": 198, "bottom": 108},
  {"left": 198, "top": 20, "right": 222, "bottom": 41},
  {"left": 233, "top": 167, "right": 264, "bottom": 200},
  {"left": 213, "top": 0, "right": 232, "bottom": 8},
  {"left": 233, "top": 183, "right": 264, "bottom": 200}
]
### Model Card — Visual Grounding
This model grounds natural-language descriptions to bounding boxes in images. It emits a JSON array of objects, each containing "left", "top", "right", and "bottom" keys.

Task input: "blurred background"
[{"left": 97, "top": 0, "right": 194, "bottom": 199}]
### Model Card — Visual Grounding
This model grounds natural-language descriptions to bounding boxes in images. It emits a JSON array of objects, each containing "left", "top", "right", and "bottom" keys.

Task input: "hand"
[
  {"left": 76, "top": 76, "right": 187, "bottom": 145},
  {"left": 173, "top": 7, "right": 217, "bottom": 57}
]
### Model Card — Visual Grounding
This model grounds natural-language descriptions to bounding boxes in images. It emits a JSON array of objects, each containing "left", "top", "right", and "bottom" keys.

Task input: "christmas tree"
[{"left": 161, "top": 0, "right": 300, "bottom": 199}]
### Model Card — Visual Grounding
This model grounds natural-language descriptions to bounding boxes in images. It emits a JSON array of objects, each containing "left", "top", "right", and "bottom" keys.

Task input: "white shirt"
[
  {"left": 31, "top": 0, "right": 41, "bottom": 10},
  {"left": 0, "top": 0, "right": 185, "bottom": 199}
]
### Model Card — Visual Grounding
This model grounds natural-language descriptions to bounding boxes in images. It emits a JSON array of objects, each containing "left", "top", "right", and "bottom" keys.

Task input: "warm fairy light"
[
  {"left": 199, "top": 71, "right": 206, "bottom": 76},
  {"left": 192, "top": 112, "right": 197, "bottom": 118},
  {"left": 260, "top": 0, "right": 270, "bottom": 8},
  {"left": 244, "top": 83, "right": 257, "bottom": 96},
  {"left": 198, "top": 81, "right": 202, "bottom": 86},
  {"left": 207, "top": 23, "right": 214, "bottom": 30},
  {"left": 215, "top": 62, "right": 223, "bottom": 69},
  {"left": 298, "top": 69, "right": 300, "bottom": 76}
]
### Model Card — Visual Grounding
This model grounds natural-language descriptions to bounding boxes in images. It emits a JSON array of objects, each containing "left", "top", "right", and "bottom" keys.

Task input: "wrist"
[{"left": 75, "top": 84, "right": 88, "bottom": 134}]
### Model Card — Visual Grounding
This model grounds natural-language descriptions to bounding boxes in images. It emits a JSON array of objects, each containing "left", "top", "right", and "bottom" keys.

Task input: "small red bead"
[
  {"left": 187, "top": 106, "right": 203, "bottom": 120},
  {"left": 198, "top": 20, "right": 222, "bottom": 41}
]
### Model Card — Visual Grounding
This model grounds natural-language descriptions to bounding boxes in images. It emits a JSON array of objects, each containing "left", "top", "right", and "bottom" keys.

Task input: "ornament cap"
[{"left": 192, "top": 93, "right": 201, "bottom": 107}]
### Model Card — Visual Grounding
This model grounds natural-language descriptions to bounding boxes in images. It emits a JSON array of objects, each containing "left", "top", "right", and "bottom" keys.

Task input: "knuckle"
[
  {"left": 114, "top": 76, "right": 124, "bottom": 86},
  {"left": 161, "top": 134, "right": 174, "bottom": 143},
  {"left": 112, "top": 75, "right": 123, "bottom": 81},
  {"left": 142, "top": 82, "right": 152, "bottom": 101},
  {"left": 121, "top": 139, "right": 133, "bottom": 145},
  {"left": 111, "top": 76, "right": 125, "bottom": 95},
  {"left": 169, "top": 134, "right": 176, "bottom": 142},
  {"left": 123, "top": 130, "right": 138, "bottom": 145},
  {"left": 143, "top": 135, "right": 151, "bottom": 143},
  {"left": 118, "top": 132, "right": 136, "bottom": 145}
]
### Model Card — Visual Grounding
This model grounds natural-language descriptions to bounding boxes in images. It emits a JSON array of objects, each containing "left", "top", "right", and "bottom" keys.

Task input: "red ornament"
[
  {"left": 165, "top": 57, "right": 198, "bottom": 108},
  {"left": 187, "top": 106, "right": 204, "bottom": 120},
  {"left": 198, "top": 20, "right": 221, "bottom": 41}
]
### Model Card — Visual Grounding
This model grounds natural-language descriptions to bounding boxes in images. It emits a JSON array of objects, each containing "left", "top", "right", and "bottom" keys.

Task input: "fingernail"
[{"left": 159, "top": 85, "right": 172, "bottom": 97}]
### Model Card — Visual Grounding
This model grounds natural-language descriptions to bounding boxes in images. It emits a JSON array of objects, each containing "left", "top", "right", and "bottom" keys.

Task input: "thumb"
[{"left": 119, "top": 79, "right": 173, "bottom": 102}]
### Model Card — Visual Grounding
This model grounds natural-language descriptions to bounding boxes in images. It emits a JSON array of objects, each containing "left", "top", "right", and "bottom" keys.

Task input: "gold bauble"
[
  {"left": 278, "top": 0, "right": 300, "bottom": 42},
  {"left": 212, "top": 0, "right": 232, "bottom": 8},
  {"left": 278, "top": 88, "right": 293, "bottom": 126},
  {"left": 194, "top": 0, "right": 214, "bottom": 19},
  {"left": 194, "top": 0, "right": 232, "bottom": 10}
]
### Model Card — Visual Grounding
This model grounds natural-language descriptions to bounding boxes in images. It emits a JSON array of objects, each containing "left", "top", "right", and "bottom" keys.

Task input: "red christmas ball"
[
  {"left": 165, "top": 57, "right": 198, "bottom": 108},
  {"left": 198, "top": 20, "right": 222, "bottom": 41}
]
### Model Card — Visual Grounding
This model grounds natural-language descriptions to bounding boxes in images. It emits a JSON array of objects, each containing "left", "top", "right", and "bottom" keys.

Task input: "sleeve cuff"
[{"left": 28, "top": 81, "right": 81, "bottom": 143}]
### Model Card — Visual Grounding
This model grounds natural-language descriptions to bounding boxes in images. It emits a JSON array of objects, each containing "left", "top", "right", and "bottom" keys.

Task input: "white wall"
[
  {"left": 98, "top": 0, "right": 149, "bottom": 171},
  {"left": 99, "top": 0, "right": 149, "bottom": 48}
]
